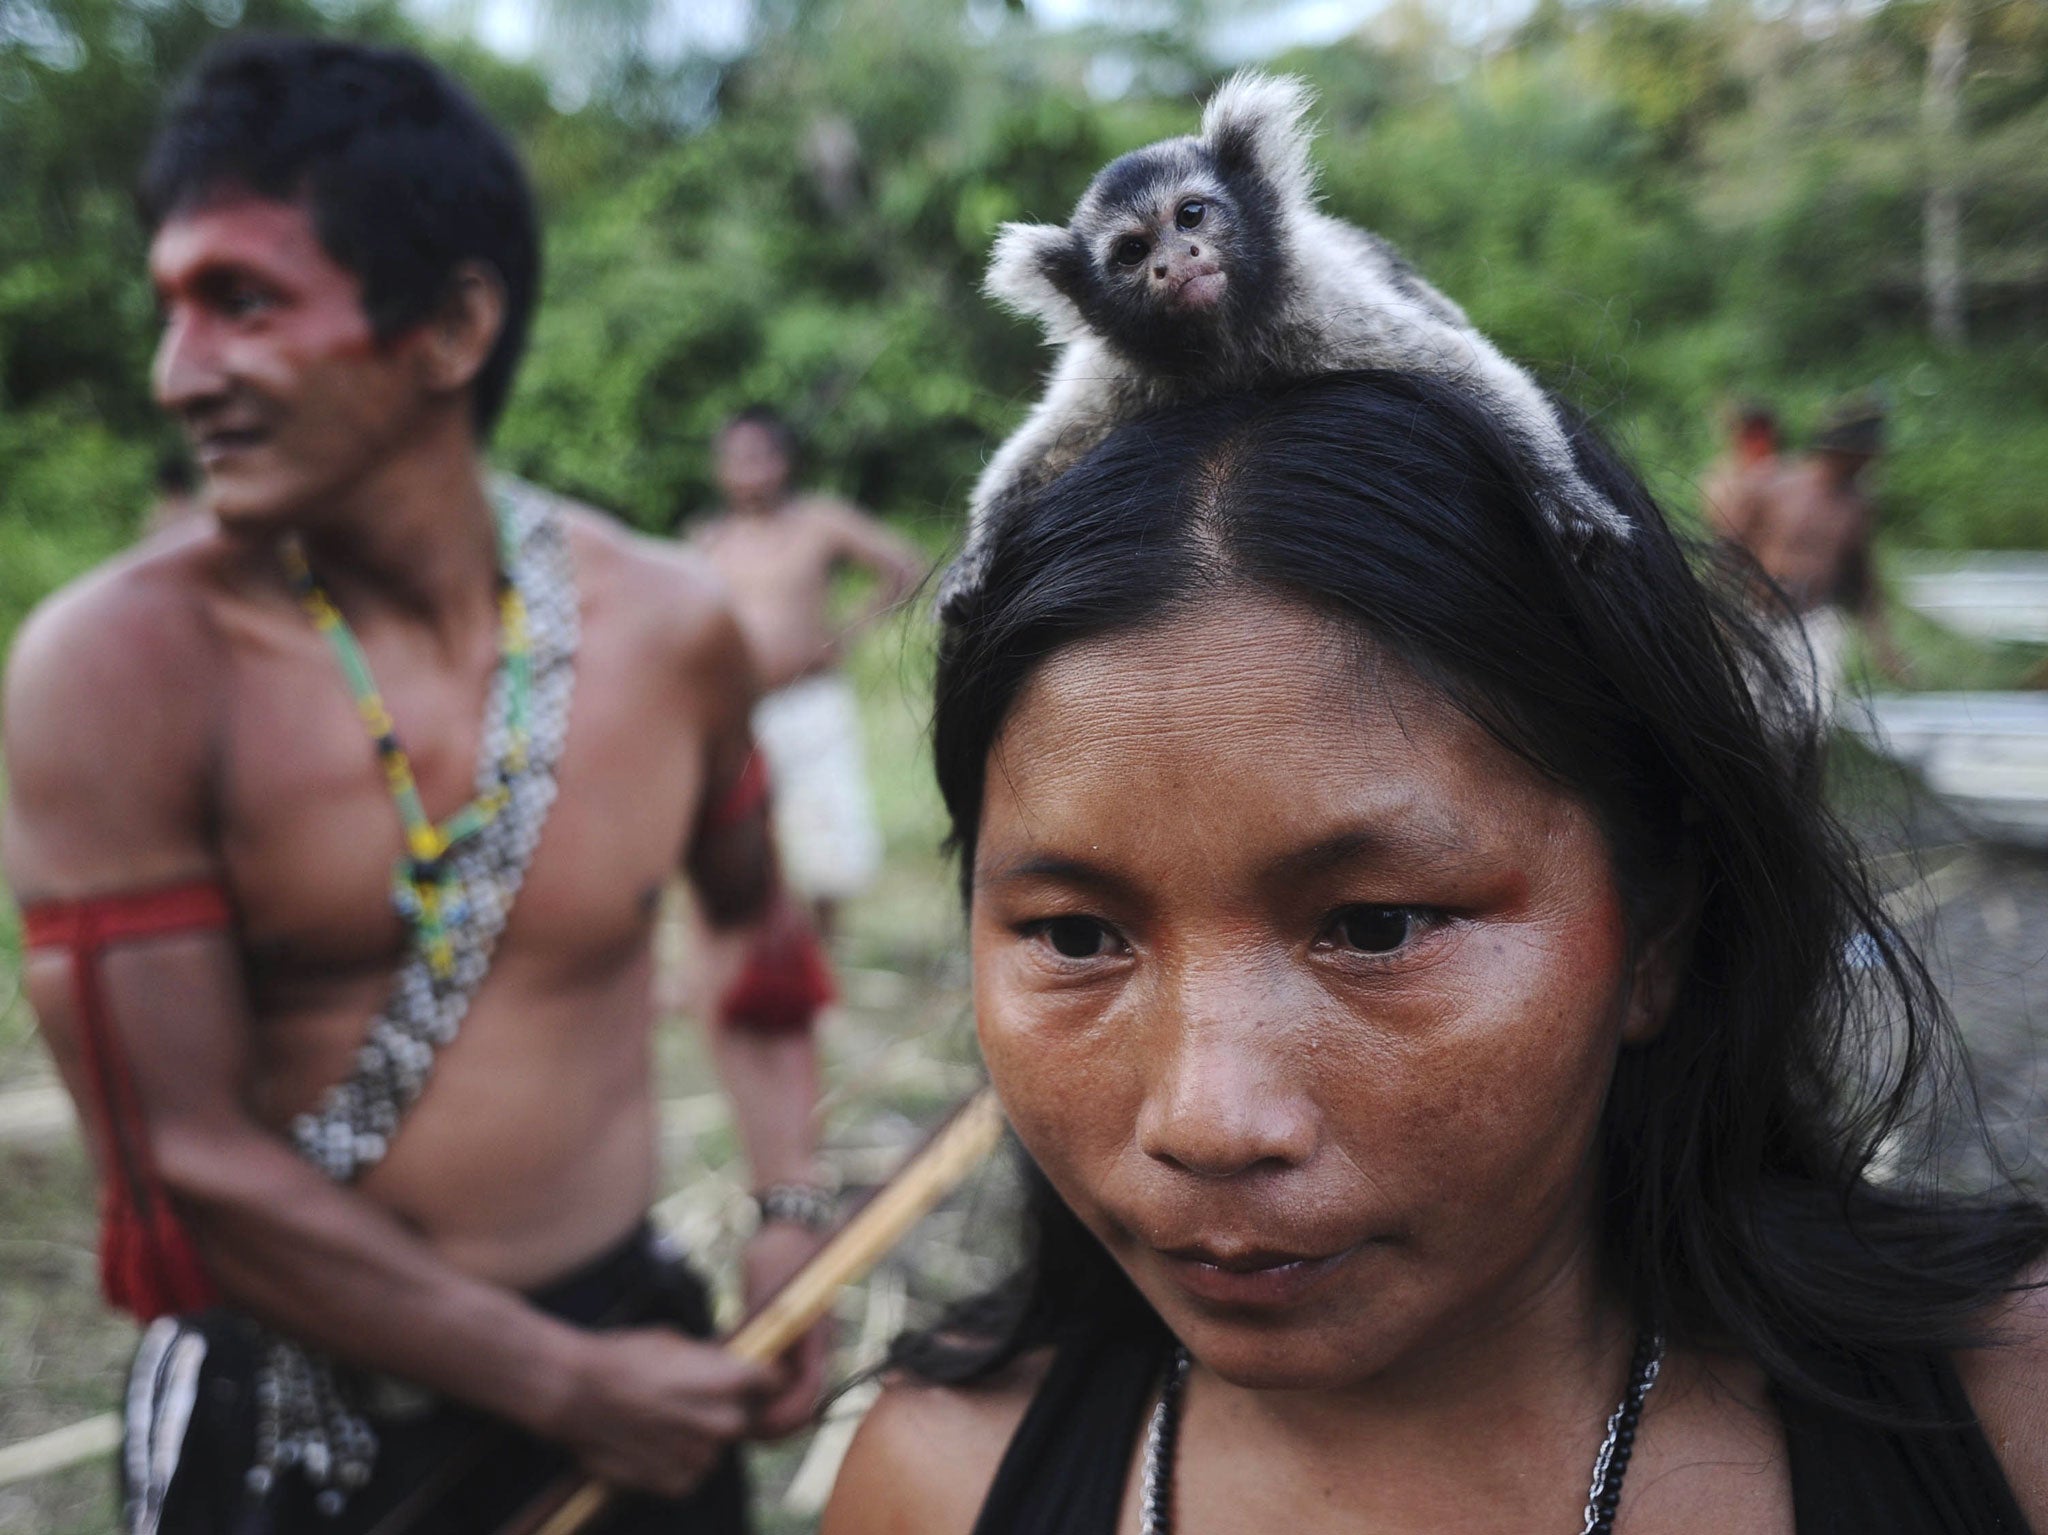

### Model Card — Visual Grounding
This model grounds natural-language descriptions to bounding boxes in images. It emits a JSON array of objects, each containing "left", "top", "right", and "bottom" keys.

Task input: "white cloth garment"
[{"left": 752, "top": 672, "right": 883, "bottom": 902}]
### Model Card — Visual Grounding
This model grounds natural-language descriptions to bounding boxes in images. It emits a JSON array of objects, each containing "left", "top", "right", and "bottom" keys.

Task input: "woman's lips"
[{"left": 1154, "top": 1243, "right": 1357, "bottom": 1308}]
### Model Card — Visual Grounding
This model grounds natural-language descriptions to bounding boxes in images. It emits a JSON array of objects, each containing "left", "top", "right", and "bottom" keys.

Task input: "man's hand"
[
  {"left": 743, "top": 1218, "right": 832, "bottom": 1438},
  {"left": 540, "top": 1329, "right": 774, "bottom": 1498}
]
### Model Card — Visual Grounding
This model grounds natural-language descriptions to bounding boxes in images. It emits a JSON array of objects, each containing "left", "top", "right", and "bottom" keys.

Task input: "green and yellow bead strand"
[{"left": 279, "top": 506, "right": 533, "bottom": 981}]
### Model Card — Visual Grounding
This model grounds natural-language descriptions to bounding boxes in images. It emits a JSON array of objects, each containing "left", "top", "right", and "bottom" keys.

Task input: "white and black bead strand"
[
  {"left": 1141, "top": 1329, "right": 1663, "bottom": 1535},
  {"left": 1579, "top": 1331, "right": 1664, "bottom": 1535},
  {"left": 1140, "top": 1346, "right": 1192, "bottom": 1535}
]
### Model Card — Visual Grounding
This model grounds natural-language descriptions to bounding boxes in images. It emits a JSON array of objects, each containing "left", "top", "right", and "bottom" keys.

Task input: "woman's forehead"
[{"left": 982, "top": 591, "right": 1584, "bottom": 868}]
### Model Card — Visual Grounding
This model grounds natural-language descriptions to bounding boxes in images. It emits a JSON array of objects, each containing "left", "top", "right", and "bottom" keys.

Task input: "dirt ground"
[{"left": 2, "top": 625, "right": 2045, "bottom": 1534}]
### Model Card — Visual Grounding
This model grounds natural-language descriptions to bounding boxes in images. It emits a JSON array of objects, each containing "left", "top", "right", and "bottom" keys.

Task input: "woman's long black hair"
[{"left": 905, "top": 369, "right": 2046, "bottom": 1416}]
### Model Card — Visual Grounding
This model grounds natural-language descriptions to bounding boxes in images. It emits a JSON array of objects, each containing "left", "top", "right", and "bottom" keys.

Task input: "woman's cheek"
[{"left": 975, "top": 968, "right": 1137, "bottom": 1199}]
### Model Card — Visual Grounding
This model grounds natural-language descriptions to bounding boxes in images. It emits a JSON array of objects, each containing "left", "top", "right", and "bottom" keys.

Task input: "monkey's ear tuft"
[
  {"left": 1202, "top": 71, "right": 1318, "bottom": 207},
  {"left": 985, "top": 223, "right": 1089, "bottom": 338}
]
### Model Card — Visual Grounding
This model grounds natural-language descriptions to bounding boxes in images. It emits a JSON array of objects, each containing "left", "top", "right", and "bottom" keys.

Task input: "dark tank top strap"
[
  {"left": 971, "top": 1323, "right": 1173, "bottom": 1535},
  {"left": 1777, "top": 1346, "right": 2033, "bottom": 1533}
]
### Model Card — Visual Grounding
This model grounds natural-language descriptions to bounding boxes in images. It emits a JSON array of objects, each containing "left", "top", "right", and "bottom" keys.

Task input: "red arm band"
[
  {"left": 20, "top": 879, "right": 232, "bottom": 1319},
  {"left": 717, "top": 920, "right": 836, "bottom": 1035}
]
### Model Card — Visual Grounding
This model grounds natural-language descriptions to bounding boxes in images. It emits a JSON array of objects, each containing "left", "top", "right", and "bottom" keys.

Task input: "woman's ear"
[
  {"left": 418, "top": 260, "right": 506, "bottom": 399},
  {"left": 1621, "top": 875, "right": 1698, "bottom": 1045}
]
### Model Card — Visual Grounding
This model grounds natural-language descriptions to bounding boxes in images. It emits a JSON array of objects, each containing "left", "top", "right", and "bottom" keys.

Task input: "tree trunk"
[{"left": 1923, "top": 6, "right": 1968, "bottom": 350}]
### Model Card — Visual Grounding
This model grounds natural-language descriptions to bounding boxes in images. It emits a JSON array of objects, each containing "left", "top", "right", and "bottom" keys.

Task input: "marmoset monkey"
[{"left": 943, "top": 72, "right": 1626, "bottom": 608}]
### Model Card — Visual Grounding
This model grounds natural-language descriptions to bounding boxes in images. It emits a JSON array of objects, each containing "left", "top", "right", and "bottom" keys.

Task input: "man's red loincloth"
[{"left": 704, "top": 748, "right": 838, "bottom": 1034}]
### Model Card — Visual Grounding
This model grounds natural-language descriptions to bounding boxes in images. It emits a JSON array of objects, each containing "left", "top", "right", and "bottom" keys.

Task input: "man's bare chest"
[
  {"left": 1760, "top": 491, "right": 1864, "bottom": 570},
  {"left": 211, "top": 620, "right": 703, "bottom": 986},
  {"left": 705, "top": 520, "right": 836, "bottom": 608}
]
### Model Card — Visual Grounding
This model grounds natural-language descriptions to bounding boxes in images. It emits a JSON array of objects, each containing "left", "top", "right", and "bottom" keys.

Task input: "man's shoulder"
[
  {"left": 553, "top": 494, "right": 747, "bottom": 669},
  {"left": 6, "top": 530, "right": 229, "bottom": 719},
  {"left": 3, "top": 534, "right": 233, "bottom": 881},
  {"left": 789, "top": 493, "right": 881, "bottom": 534}
]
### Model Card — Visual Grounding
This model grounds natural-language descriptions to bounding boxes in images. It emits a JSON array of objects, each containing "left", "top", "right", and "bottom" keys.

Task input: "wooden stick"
[
  {"left": 522, "top": 1088, "right": 1006, "bottom": 1535},
  {"left": 0, "top": 1413, "right": 120, "bottom": 1488}
]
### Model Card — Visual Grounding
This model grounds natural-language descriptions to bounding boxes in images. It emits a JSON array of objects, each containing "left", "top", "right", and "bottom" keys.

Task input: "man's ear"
[
  {"left": 984, "top": 223, "right": 1089, "bottom": 340},
  {"left": 418, "top": 260, "right": 506, "bottom": 399},
  {"left": 1621, "top": 882, "right": 1698, "bottom": 1045}
]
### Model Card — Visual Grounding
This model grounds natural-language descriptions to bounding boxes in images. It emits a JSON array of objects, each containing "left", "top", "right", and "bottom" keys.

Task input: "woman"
[{"left": 823, "top": 371, "right": 2048, "bottom": 1532}]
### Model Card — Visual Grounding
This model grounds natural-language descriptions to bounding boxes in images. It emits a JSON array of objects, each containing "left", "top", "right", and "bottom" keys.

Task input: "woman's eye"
[
  {"left": 1326, "top": 906, "right": 1426, "bottom": 955},
  {"left": 1112, "top": 236, "right": 1150, "bottom": 267},
  {"left": 1175, "top": 199, "right": 1205, "bottom": 230},
  {"left": 1030, "top": 916, "right": 1119, "bottom": 960}
]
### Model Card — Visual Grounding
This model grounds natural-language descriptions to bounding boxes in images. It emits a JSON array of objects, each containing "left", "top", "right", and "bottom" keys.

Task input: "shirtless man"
[
  {"left": 692, "top": 409, "right": 925, "bottom": 928},
  {"left": 2, "top": 37, "right": 826, "bottom": 1533},
  {"left": 1699, "top": 401, "right": 1780, "bottom": 539},
  {"left": 1710, "top": 399, "right": 1909, "bottom": 718}
]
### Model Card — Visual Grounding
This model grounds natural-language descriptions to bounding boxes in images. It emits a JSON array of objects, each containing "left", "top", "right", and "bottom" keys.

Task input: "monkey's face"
[
  {"left": 1092, "top": 180, "right": 1239, "bottom": 326},
  {"left": 1067, "top": 155, "right": 1268, "bottom": 373},
  {"left": 1057, "top": 140, "right": 1283, "bottom": 371},
  {"left": 1101, "top": 186, "right": 1234, "bottom": 315}
]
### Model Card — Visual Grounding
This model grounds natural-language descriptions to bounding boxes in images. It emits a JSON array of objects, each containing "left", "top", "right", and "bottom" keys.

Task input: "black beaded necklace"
[{"left": 1138, "top": 1331, "right": 1664, "bottom": 1535}]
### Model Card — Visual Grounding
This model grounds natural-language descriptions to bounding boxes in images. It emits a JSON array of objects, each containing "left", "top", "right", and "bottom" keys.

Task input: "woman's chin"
[{"left": 1163, "top": 1309, "right": 1407, "bottom": 1394}]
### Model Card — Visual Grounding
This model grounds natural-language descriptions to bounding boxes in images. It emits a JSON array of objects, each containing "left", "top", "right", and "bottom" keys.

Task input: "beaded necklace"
[
  {"left": 278, "top": 512, "right": 532, "bottom": 983},
  {"left": 1140, "top": 1331, "right": 1664, "bottom": 1535},
  {"left": 245, "top": 481, "right": 578, "bottom": 1513}
]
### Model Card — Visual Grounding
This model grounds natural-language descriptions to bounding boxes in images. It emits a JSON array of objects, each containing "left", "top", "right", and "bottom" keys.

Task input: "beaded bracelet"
[{"left": 753, "top": 1182, "right": 836, "bottom": 1233}]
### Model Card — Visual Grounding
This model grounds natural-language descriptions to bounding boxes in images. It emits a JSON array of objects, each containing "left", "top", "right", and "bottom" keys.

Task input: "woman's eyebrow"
[
  {"left": 1262, "top": 821, "right": 1477, "bottom": 883},
  {"left": 973, "top": 851, "right": 1136, "bottom": 898}
]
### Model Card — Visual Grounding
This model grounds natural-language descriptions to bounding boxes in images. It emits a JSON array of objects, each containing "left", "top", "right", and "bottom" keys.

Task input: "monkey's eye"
[
  {"left": 1111, "top": 236, "right": 1151, "bottom": 268},
  {"left": 1175, "top": 199, "right": 1206, "bottom": 230}
]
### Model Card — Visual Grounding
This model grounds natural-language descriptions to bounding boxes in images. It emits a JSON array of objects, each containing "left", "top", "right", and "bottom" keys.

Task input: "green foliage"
[
  {"left": 5, "top": 0, "right": 2048, "bottom": 653},
  {"left": 0, "top": 402, "right": 149, "bottom": 629}
]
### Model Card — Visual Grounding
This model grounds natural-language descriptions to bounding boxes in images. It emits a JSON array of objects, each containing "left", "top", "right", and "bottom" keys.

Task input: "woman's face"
[{"left": 972, "top": 590, "right": 1663, "bottom": 1391}]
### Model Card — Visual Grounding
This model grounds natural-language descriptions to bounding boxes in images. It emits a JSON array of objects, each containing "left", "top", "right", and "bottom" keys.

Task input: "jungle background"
[{"left": 5, "top": 0, "right": 2048, "bottom": 1529}]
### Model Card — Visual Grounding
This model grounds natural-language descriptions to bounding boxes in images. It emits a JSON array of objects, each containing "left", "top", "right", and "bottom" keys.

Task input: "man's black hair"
[
  {"left": 1813, "top": 395, "right": 1887, "bottom": 459},
  {"left": 140, "top": 34, "right": 540, "bottom": 436},
  {"left": 722, "top": 404, "right": 799, "bottom": 463}
]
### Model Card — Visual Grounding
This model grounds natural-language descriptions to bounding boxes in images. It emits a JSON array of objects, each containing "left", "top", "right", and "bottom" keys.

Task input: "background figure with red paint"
[{"left": 1706, "top": 396, "right": 1912, "bottom": 725}]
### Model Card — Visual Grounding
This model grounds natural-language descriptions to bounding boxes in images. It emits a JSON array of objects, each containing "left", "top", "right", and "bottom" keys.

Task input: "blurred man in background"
[
  {"left": 1712, "top": 397, "right": 1910, "bottom": 719},
  {"left": 1700, "top": 399, "right": 1781, "bottom": 541},
  {"left": 693, "top": 407, "right": 925, "bottom": 933},
  {"left": 2, "top": 37, "right": 828, "bottom": 1534}
]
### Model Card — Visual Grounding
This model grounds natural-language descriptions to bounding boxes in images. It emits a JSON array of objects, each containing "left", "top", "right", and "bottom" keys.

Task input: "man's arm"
[
  {"left": 679, "top": 591, "right": 832, "bottom": 1437},
  {"left": 2, "top": 578, "right": 766, "bottom": 1497},
  {"left": 818, "top": 501, "right": 928, "bottom": 636},
  {"left": 1838, "top": 515, "right": 1913, "bottom": 685}
]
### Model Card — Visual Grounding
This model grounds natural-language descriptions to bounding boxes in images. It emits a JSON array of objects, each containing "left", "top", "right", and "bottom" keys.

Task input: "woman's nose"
[{"left": 1135, "top": 977, "right": 1318, "bottom": 1178}]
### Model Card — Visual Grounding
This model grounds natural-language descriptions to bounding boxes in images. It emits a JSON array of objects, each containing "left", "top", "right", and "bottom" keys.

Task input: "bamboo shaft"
[{"left": 527, "top": 1089, "right": 1005, "bottom": 1535}]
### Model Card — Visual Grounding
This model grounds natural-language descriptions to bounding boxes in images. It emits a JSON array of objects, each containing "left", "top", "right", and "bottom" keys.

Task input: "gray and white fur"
[{"left": 943, "top": 72, "right": 1627, "bottom": 608}]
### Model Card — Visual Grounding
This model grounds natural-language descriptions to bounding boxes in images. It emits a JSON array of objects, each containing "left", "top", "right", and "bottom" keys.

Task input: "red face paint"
[{"left": 149, "top": 195, "right": 434, "bottom": 534}]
